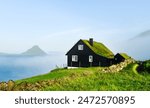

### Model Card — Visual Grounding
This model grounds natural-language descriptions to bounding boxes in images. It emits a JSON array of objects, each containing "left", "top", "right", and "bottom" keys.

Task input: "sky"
[{"left": 0, "top": 0, "right": 150, "bottom": 59}]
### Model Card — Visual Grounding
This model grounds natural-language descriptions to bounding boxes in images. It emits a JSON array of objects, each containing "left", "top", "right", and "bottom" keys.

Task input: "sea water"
[{"left": 0, "top": 54, "right": 66, "bottom": 82}]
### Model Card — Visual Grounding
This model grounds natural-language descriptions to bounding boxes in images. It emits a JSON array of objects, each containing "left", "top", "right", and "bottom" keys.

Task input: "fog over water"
[
  {"left": 123, "top": 33, "right": 150, "bottom": 60},
  {"left": 0, "top": 54, "right": 66, "bottom": 82},
  {"left": 112, "top": 30, "right": 150, "bottom": 61}
]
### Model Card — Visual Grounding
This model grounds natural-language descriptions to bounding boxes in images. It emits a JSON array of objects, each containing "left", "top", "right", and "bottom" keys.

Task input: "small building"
[
  {"left": 66, "top": 38, "right": 114, "bottom": 67},
  {"left": 114, "top": 53, "right": 131, "bottom": 63}
]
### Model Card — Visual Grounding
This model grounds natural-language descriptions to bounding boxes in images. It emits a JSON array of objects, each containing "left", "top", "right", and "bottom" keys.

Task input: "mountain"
[
  {"left": 21, "top": 45, "right": 47, "bottom": 56},
  {"left": 133, "top": 30, "right": 150, "bottom": 39},
  {"left": 0, "top": 52, "right": 9, "bottom": 56},
  {"left": 0, "top": 52, "right": 18, "bottom": 56}
]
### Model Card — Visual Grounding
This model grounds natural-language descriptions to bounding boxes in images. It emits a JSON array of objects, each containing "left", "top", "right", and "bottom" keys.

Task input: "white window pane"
[
  {"left": 89, "top": 55, "right": 93, "bottom": 62},
  {"left": 78, "top": 45, "right": 83, "bottom": 50},
  {"left": 72, "top": 55, "right": 78, "bottom": 62}
]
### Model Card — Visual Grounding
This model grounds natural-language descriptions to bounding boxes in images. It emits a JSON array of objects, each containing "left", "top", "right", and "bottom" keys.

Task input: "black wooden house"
[
  {"left": 66, "top": 38, "right": 115, "bottom": 67},
  {"left": 114, "top": 53, "right": 131, "bottom": 63}
]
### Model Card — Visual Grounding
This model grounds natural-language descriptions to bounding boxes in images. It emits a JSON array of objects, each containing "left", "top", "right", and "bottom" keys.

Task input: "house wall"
[
  {"left": 66, "top": 40, "right": 113, "bottom": 67},
  {"left": 114, "top": 54, "right": 125, "bottom": 64}
]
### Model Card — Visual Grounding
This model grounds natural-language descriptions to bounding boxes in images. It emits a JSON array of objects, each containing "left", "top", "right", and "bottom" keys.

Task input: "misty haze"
[
  {"left": 0, "top": 54, "right": 65, "bottom": 82},
  {"left": 121, "top": 30, "right": 150, "bottom": 60},
  {"left": 0, "top": 0, "right": 150, "bottom": 84}
]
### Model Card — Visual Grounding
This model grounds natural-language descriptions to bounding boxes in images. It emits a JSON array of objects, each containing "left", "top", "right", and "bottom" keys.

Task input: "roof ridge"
[
  {"left": 118, "top": 53, "right": 130, "bottom": 59},
  {"left": 82, "top": 40, "right": 114, "bottom": 58}
]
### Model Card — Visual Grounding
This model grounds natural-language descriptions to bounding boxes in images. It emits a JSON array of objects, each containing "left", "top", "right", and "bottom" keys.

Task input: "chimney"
[{"left": 89, "top": 38, "right": 93, "bottom": 46}]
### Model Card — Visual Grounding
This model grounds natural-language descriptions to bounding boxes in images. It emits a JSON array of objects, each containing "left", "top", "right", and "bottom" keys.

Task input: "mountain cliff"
[{"left": 21, "top": 45, "right": 47, "bottom": 56}]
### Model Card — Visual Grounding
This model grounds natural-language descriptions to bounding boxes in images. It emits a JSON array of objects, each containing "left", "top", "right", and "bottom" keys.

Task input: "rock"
[
  {"left": 101, "top": 59, "right": 134, "bottom": 73},
  {"left": 0, "top": 82, "right": 8, "bottom": 91},
  {"left": 7, "top": 80, "right": 15, "bottom": 91},
  {"left": 13, "top": 82, "right": 27, "bottom": 91},
  {"left": 35, "top": 82, "right": 41, "bottom": 88}
]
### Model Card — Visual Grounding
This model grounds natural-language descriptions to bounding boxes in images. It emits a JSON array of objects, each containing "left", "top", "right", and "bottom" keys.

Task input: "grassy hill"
[
  {"left": 0, "top": 60, "right": 149, "bottom": 91},
  {"left": 12, "top": 60, "right": 150, "bottom": 91}
]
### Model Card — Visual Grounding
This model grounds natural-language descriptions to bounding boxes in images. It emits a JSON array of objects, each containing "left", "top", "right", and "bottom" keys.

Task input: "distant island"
[
  {"left": 0, "top": 45, "right": 47, "bottom": 56},
  {"left": 21, "top": 45, "right": 47, "bottom": 56}
]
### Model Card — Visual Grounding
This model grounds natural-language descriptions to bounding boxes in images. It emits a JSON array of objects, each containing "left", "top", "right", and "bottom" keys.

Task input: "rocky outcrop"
[
  {"left": 101, "top": 59, "right": 135, "bottom": 73},
  {"left": 0, "top": 80, "right": 15, "bottom": 91}
]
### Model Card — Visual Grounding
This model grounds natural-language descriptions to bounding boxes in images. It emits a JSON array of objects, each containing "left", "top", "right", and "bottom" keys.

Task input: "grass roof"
[
  {"left": 82, "top": 40, "right": 114, "bottom": 58},
  {"left": 119, "top": 53, "right": 131, "bottom": 59}
]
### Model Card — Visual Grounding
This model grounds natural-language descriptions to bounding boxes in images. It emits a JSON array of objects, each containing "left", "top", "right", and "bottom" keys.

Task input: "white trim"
[{"left": 67, "top": 66, "right": 78, "bottom": 69}]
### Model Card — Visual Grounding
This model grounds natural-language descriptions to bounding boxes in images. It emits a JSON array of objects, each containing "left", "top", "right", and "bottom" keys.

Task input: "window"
[
  {"left": 99, "top": 62, "right": 101, "bottom": 66},
  {"left": 72, "top": 55, "right": 78, "bottom": 62},
  {"left": 89, "top": 55, "right": 93, "bottom": 62},
  {"left": 78, "top": 45, "right": 83, "bottom": 50}
]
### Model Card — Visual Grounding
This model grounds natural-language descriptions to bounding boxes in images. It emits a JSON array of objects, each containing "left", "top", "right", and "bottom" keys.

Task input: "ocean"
[{"left": 0, "top": 54, "right": 66, "bottom": 82}]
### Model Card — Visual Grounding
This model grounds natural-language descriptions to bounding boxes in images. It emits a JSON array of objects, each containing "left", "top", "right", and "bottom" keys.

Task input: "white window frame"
[
  {"left": 89, "top": 55, "right": 93, "bottom": 62},
  {"left": 78, "top": 45, "right": 83, "bottom": 50},
  {"left": 72, "top": 55, "right": 78, "bottom": 62}
]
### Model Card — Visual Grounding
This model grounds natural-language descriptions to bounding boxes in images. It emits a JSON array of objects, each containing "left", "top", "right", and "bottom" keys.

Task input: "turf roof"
[
  {"left": 82, "top": 40, "right": 114, "bottom": 58},
  {"left": 119, "top": 53, "right": 131, "bottom": 59}
]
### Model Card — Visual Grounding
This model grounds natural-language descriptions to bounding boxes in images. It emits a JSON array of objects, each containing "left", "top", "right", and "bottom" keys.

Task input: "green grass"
[
  {"left": 132, "top": 64, "right": 139, "bottom": 75},
  {"left": 15, "top": 63, "right": 150, "bottom": 91},
  {"left": 119, "top": 53, "right": 131, "bottom": 59},
  {"left": 82, "top": 40, "right": 114, "bottom": 58},
  {"left": 16, "top": 68, "right": 70, "bottom": 84},
  {"left": 16, "top": 67, "right": 101, "bottom": 84}
]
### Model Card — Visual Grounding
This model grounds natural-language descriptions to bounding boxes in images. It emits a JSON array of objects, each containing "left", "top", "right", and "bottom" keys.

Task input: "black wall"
[{"left": 114, "top": 54, "right": 125, "bottom": 64}]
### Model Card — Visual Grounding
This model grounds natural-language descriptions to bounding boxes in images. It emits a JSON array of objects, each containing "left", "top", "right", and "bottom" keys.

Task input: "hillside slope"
[
  {"left": 13, "top": 62, "right": 150, "bottom": 91},
  {"left": 1, "top": 60, "right": 150, "bottom": 91}
]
